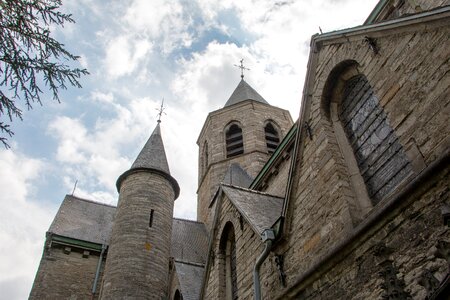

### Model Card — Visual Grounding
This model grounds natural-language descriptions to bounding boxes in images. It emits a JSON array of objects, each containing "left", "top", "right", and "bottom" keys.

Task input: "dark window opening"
[
  {"left": 174, "top": 290, "right": 183, "bottom": 300},
  {"left": 219, "top": 222, "right": 238, "bottom": 300},
  {"left": 203, "top": 141, "right": 209, "bottom": 173},
  {"left": 265, "top": 123, "right": 280, "bottom": 154},
  {"left": 149, "top": 209, "right": 154, "bottom": 227},
  {"left": 226, "top": 124, "right": 244, "bottom": 158},
  {"left": 339, "top": 74, "right": 411, "bottom": 204}
]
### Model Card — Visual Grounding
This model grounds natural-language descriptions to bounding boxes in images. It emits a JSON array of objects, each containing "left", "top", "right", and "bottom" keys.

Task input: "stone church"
[{"left": 30, "top": 1, "right": 450, "bottom": 299}]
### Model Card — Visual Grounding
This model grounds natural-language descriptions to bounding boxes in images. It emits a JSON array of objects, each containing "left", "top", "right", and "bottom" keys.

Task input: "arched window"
[
  {"left": 226, "top": 124, "right": 243, "bottom": 158},
  {"left": 174, "top": 289, "right": 183, "bottom": 300},
  {"left": 219, "top": 222, "right": 238, "bottom": 300},
  {"left": 323, "top": 61, "right": 412, "bottom": 210},
  {"left": 203, "top": 141, "right": 209, "bottom": 174},
  {"left": 265, "top": 122, "right": 280, "bottom": 154},
  {"left": 339, "top": 74, "right": 411, "bottom": 204}
]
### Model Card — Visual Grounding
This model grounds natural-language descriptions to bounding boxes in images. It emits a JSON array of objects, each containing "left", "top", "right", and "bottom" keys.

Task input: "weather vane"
[
  {"left": 156, "top": 98, "right": 166, "bottom": 123},
  {"left": 234, "top": 59, "right": 250, "bottom": 79}
]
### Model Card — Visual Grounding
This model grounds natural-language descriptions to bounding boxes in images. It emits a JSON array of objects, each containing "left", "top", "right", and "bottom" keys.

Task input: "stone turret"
[
  {"left": 197, "top": 78, "right": 293, "bottom": 228},
  {"left": 100, "top": 122, "right": 179, "bottom": 299}
]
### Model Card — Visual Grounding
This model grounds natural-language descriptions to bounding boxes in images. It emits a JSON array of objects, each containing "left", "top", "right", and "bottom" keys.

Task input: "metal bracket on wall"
[
  {"left": 364, "top": 36, "right": 379, "bottom": 54},
  {"left": 275, "top": 255, "right": 287, "bottom": 287},
  {"left": 304, "top": 122, "right": 313, "bottom": 141}
]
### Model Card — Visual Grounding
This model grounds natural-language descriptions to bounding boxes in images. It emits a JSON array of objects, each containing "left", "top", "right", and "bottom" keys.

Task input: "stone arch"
[
  {"left": 225, "top": 121, "right": 244, "bottom": 158},
  {"left": 264, "top": 120, "right": 281, "bottom": 154},
  {"left": 218, "top": 221, "right": 238, "bottom": 300},
  {"left": 322, "top": 60, "right": 412, "bottom": 212},
  {"left": 173, "top": 289, "right": 183, "bottom": 300}
]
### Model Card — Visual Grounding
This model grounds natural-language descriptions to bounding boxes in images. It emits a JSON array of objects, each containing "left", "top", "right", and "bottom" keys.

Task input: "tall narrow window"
[
  {"left": 149, "top": 209, "right": 154, "bottom": 228},
  {"left": 265, "top": 122, "right": 280, "bottom": 154},
  {"left": 339, "top": 74, "right": 412, "bottom": 204},
  {"left": 174, "top": 290, "right": 183, "bottom": 300},
  {"left": 203, "top": 141, "right": 209, "bottom": 174},
  {"left": 226, "top": 124, "right": 243, "bottom": 158},
  {"left": 219, "top": 223, "right": 238, "bottom": 300}
]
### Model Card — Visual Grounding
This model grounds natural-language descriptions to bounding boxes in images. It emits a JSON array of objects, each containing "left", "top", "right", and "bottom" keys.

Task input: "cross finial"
[
  {"left": 234, "top": 59, "right": 250, "bottom": 79},
  {"left": 156, "top": 98, "right": 166, "bottom": 123}
]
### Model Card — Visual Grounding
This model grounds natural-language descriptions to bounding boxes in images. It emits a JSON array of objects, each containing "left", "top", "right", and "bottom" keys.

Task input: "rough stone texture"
[
  {"left": 100, "top": 171, "right": 176, "bottom": 299},
  {"left": 274, "top": 11, "right": 450, "bottom": 300},
  {"left": 29, "top": 3, "right": 450, "bottom": 300},
  {"left": 29, "top": 243, "right": 105, "bottom": 299},
  {"left": 202, "top": 6, "right": 450, "bottom": 300},
  {"left": 370, "top": 0, "right": 450, "bottom": 24},
  {"left": 197, "top": 99, "right": 293, "bottom": 228},
  {"left": 255, "top": 133, "right": 295, "bottom": 197},
  {"left": 279, "top": 168, "right": 449, "bottom": 300},
  {"left": 203, "top": 195, "right": 281, "bottom": 300}
]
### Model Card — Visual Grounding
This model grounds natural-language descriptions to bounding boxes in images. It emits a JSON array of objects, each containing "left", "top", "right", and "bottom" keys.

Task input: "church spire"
[
  {"left": 116, "top": 122, "right": 179, "bottom": 198},
  {"left": 130, "top": 123, "right": 170, "bottom": 174},
  {"left": 224, "top": 79, "right": 269, "bottom": 107}
]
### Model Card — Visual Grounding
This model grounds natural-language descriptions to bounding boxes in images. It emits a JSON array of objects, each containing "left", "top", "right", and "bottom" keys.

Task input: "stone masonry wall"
[
  {"left": 203, "top": 195, "right": 282, "bottom": 300},
  {"left": 375, "top": 0, "right": 450, "bottom": 23},
  {"left": 274, "top": 14, "right": 449, "bottom": 299},
  {"left": 257, "top": 142, "right": 294, "bottom": 197},
  {"left": 29, "top": 243, "right": 105, "bottom": 299},
  {"left": 100, "top": 171, "right": 175, "bottom": 299},
  {"left": 197, "top": 101, "right": 293, "bottom": 227},
  {"left": 282, "top": 167, "right": 449, "bottom": 299}
]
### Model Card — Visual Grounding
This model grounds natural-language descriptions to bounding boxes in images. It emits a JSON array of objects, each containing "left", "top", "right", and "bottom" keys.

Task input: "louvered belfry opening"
[
  {"left": 226, "top": 124, "right": 244, "bottom": 158},
  {"left": 265, "top": 123, "right": 280, "bottom": 154},
  {"left": 339, "top": 74, "right": 412, "bottom": 204}
]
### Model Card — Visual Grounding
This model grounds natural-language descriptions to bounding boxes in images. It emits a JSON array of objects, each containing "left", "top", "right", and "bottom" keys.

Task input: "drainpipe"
[
  {"left": 253, "top": 229, "right": 275, "bottom": 300},
  {"left": 91, "top": 244, "right": 107, "bottom": 299}
]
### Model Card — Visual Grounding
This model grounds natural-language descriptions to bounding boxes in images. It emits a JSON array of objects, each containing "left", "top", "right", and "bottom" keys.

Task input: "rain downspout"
[
  {"left": 91, "top": 244, "right": 107, "bottom": 299},
  {"left": 253, "top": 229, "right": 275, "bottom": 300}
]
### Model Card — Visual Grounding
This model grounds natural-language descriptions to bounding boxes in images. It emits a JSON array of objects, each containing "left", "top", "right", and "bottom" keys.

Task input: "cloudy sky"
[{"left": 0, "top": 0, "right": 379, "bottom": 298}]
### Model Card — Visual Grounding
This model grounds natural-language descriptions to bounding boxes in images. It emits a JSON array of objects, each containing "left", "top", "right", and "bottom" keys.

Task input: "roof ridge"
[
  {"left": 173, "top": 217, "right": 205, "bottom": 225},
  {"left": 65, "top": 194, "right": 117, "bottom": 208},
  {"left": 220, "top": 183, "right": 284, "bottom": 198},
  {"left": 174, "top": 260, "right": 206, "bottom": 268}
]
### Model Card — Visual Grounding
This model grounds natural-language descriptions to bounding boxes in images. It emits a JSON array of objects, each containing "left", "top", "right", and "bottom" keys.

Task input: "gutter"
[
  {"left": 280, "top": 33, "right": 320, "bottom": 235},
  {"left": 317, "top": 5, "right": 450, "bottom": 42},
  {"left": 91, "top": 244, "right": 107, "bottom": 299},
  {"left": 279, "top": 0, "right": 450, "bottom": 242},
  {"left": 253, "top": 229, "right": 275, "bottom": 300}
]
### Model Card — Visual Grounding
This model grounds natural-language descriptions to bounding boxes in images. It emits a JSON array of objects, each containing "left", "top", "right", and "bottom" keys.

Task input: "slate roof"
[
  {"left": 171, "top": 218, "right": 209, "bottom": 265},
  {"left": 48, "top": 195, "right": 115, "bottom": 245},
  {"left": 175, "top": 262, "right": 205, "bottom": 300},
  {"left": 131, "top": 123, "right": 170, "bottom": 174},
  {"left": 222, "top": 163, "right": 253, "bottom": 188},
  {"left": 224, "top": 79, "right": 269, "bottom": 107},
  {"left": 221, "top": 184, "right": 284, "bottom": 235}
]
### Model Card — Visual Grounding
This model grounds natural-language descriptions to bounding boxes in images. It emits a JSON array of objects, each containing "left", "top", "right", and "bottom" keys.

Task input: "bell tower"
[{"left": 197, "top": 77, "right": 293, "bottom": 227}]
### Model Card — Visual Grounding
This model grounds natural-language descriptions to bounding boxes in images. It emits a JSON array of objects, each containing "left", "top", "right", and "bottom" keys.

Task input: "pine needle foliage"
[{"left": 0, "top": 0, "right": 88, "bottom": 148}]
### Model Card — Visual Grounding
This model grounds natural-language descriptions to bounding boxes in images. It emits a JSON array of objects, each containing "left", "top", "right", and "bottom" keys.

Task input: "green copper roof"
[{"left": 224, "top": 79, "right": 268, "bottom": 107}]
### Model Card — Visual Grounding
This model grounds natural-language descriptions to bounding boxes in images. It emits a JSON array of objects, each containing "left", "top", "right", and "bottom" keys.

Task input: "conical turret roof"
[
  {"left": 116, "top": 122, "right": 180, "bottom": 199},
  {"left": 130, "top": 123, "right": 170, "bottom": 174},
  {"left": 224, "top": 79, "right": 268, "bottom": 107}
]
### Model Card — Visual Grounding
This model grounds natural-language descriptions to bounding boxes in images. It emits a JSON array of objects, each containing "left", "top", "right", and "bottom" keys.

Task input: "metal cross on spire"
[
  {"left": 234, "top": 59, "right": 250, "bottom": 79},
  {"left": 156, "top": 98, "right": 166, "bottom": 123}
]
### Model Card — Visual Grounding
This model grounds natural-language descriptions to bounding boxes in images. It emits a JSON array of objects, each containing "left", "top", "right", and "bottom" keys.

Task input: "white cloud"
[
  {"left": 104, "top": 35, "right": 153, "bottom": 79},
  {"left": 0, "top": 149, "right": 56, "bottom": 300}
]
